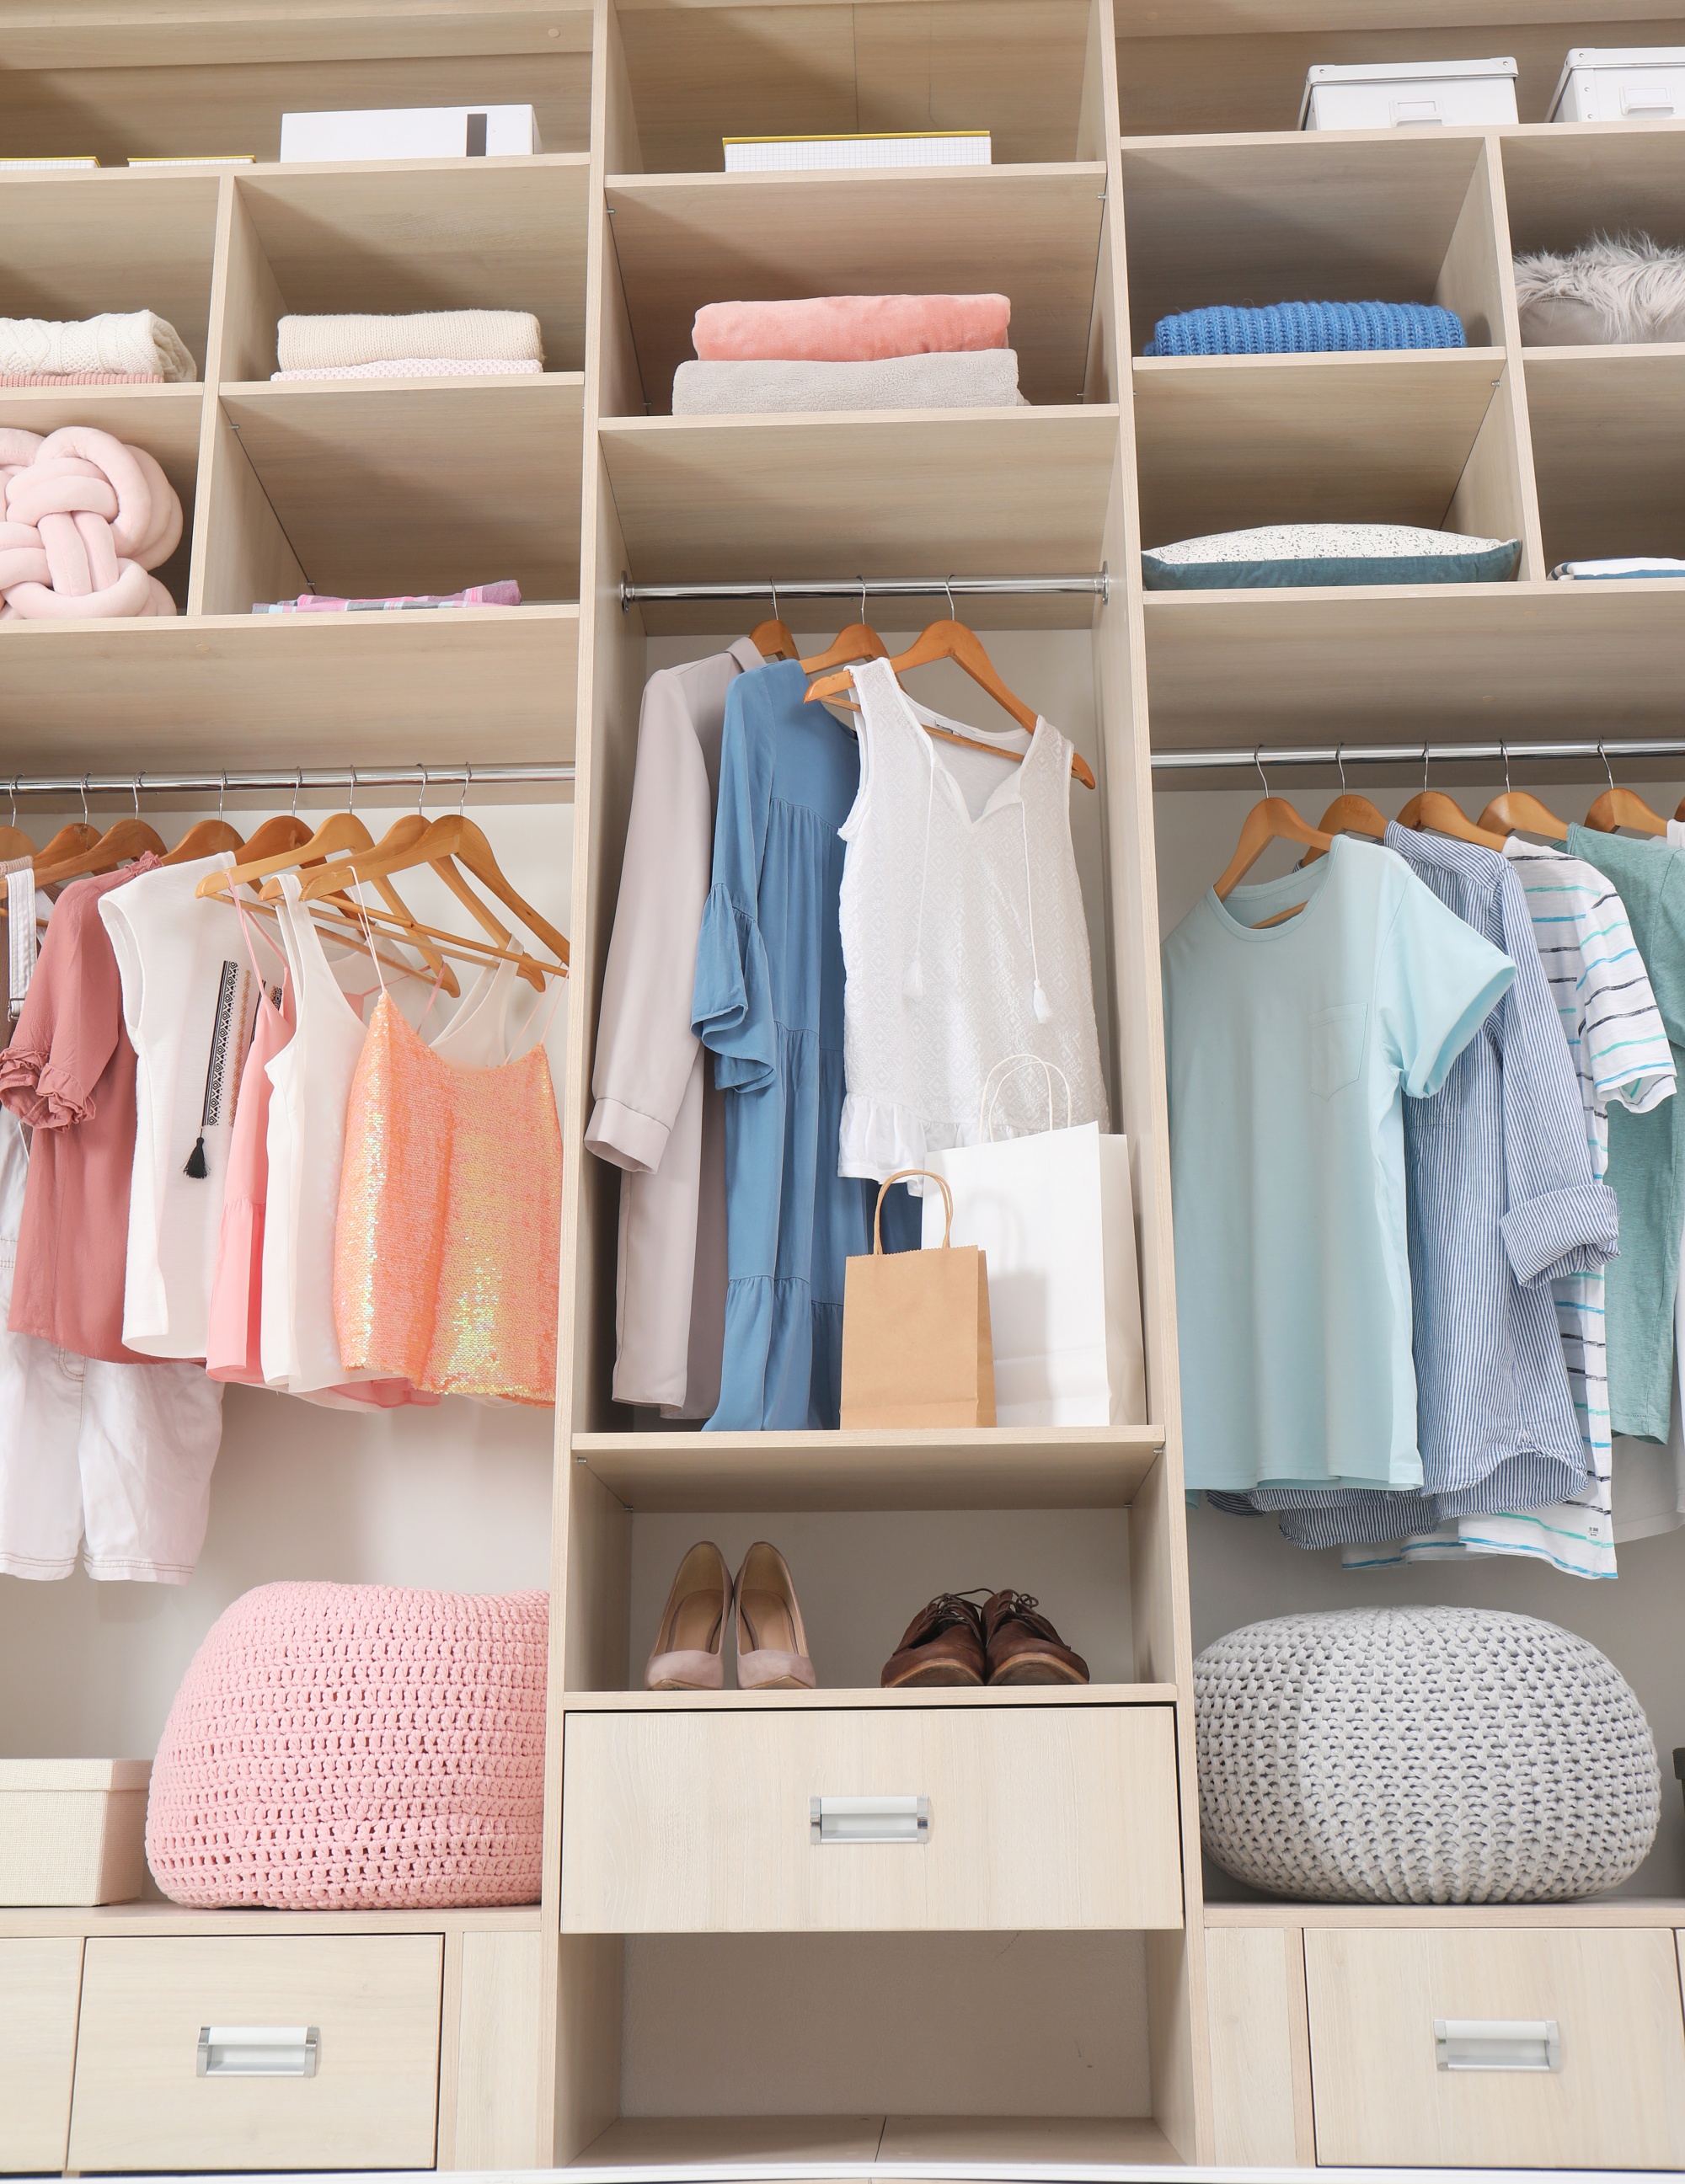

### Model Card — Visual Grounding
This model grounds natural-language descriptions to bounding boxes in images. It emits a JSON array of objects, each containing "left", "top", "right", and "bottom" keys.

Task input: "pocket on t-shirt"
[{"left": 1309, "top": 1002, "right": 1367, "bottom": 1098}]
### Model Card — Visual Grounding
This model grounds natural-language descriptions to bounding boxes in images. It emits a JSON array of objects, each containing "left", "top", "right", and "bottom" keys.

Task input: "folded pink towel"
[{"left": 693, "top": 294, "right": 1010, "bottom": 363}]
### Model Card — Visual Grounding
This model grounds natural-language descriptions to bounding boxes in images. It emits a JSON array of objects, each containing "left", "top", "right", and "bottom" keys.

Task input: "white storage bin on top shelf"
[
  {"left": 1298, "top": 58, "right": 1519, "bottom": 131},
  {"left": 1548, "top": 50, "right": 1685, "bottom": 124}
]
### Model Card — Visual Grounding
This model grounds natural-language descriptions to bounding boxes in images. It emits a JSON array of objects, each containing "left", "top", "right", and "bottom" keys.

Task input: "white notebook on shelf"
[{"left": 723, "top": 131, "right": 991, "bottom": 171}]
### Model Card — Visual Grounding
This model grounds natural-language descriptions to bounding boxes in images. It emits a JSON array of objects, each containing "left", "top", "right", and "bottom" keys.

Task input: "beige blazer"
[{"left": 585, "top": 639, "right": 763, "bottom": 1415}]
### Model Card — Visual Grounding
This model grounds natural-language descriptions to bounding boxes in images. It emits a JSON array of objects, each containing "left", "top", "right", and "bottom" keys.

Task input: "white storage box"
[
  {"left": 0, "top": 1760, "right": 150, "bottom": 1905},
  {"left": 1299, "top": 58, "right": 1519, "bottom": 130},
  {"left": 279, "top": 104, "right": 542, "bottom": 163},
  {"left": 1549, "top": 50, "right": 1685, "bottom": 123}
]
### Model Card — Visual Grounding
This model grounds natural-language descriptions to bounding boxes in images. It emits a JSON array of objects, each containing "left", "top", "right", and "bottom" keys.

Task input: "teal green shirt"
[
  {"left": 1163, "top": 836, "right": 1513, "bottom": 1492},
  {"left": 1566, "top": 825, "right": 1685, "bottom": 1440}
]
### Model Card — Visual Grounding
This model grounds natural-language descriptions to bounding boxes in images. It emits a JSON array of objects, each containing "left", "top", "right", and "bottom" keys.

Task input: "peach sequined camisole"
[{"left": 334, "top": 991, "right": 562, "bottom": 1404}]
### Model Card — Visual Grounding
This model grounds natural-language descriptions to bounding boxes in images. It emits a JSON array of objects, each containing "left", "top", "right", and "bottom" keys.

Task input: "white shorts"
[{"left": 0, "top": 1118, "right": 224, "bottom": 1583}]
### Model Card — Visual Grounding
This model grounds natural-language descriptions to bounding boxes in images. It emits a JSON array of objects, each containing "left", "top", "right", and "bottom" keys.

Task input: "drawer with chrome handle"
[
  {"left": 67, "top": 1935, "right": 442, "bottom": 2172},
  {"left": 1435, "top": 2018, "right": 1560, "bottom": 2074},
  {"left": 561, "top": 1702, "right": 1182, "bottom": 1931}
]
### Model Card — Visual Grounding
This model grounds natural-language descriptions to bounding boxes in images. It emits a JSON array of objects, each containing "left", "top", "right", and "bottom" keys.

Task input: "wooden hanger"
[
  {"left": 161, "top": 820, "right": 245, "bottom": 867},
  {"left": 1215, "top": 786, "right": 1335, "bottom": 924},
  {"left": 806, "top": 613, "right": 1098, "bottom": 790},
  {"left": 800, "top": 582, "right": 890, "bottom": 675},
  {"left": 29, "top": 820, "right": 99, "bottom": 876},
  {"left": 231, "top": 812, "right": 313, "bottom": 866},
  {"left": 1300, "top": 755, "right": 1388, "bottom": 864},
  {"left": 1395, "top": 790, "right": 1506, "bottom": 850},
  {"left": 202, "top": 791, "right": 461, "bottom": 998},
  {"left": 290, "top": 811, "right": 568, "bottom": 977},
  {"left": 749, "top": 584, "right": 799, "bottom": 665},
  {"left": 1586, "top": 750, "right": 1666, "bottom": 836},
  {"left": 1478, "top": 792, "right": 1569, "bottom": 842},
  {"left": 35, "top": 815, "right": 166, "bottom": 886}
]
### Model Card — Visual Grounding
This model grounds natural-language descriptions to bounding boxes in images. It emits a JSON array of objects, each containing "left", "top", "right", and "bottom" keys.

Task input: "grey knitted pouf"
[{"left": 1195, "top": 1607, "right": 1660, "bottom": 1904}]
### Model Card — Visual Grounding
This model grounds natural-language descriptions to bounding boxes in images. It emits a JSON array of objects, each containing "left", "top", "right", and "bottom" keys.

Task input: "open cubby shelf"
[{"left": 3, "top": 5, "right": 1685, "bottom": 2177}]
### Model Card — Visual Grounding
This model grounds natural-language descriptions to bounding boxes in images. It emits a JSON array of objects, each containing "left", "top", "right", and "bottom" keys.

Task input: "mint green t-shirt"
[{"left": 1163, "top": 836, "right": 1514, "bottom": 1492}]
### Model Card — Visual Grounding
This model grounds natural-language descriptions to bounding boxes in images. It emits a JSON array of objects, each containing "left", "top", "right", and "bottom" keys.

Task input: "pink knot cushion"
[{"left": 146, "top": 1582, "right": 548, "bottom": 1909}]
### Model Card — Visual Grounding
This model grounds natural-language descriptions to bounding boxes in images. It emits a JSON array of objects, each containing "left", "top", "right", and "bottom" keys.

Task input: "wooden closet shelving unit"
[{"left": 3, "top": 0, "right": 1685, "bottom": 2173}]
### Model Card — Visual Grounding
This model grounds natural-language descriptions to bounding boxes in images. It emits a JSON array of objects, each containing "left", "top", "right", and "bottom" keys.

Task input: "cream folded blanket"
[
  {"left": 672, "top": 350, "right": 1025, "bottom": 414},
  {"left": 272, "top": 357, "right": 543, "bottom": 381},
  {"left": 276, "top": 311, "right": 543, "bottom": 372},
  {"left": 0, "top": 311, "right": 195, "bottom": 382}
]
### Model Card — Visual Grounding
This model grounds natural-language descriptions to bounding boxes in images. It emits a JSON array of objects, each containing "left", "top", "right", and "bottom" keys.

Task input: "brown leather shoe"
[
  {"left": 982, "top": 1591, "right": 1089, "bottom": 1685},
  {"left": 880, "top": 1592, "right": 988, "bottom": 1687}
]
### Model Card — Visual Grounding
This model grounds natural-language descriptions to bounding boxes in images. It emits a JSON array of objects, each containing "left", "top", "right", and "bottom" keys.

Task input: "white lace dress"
[{"left": 836, "top": 654, "right": 1108, "bottom": 1182}]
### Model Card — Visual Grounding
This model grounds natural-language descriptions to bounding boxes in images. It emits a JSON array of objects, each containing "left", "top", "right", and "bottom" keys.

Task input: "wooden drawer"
[
  {"left": 559, "top": 1701, "right": 1183, "bottom": 1933},
  {"left": 67, "top": 1934, "right": 443, "bottom": 2172},
  {"left": 1305, "top": 1925, "right": 1685, "bottom": 2169},
  {"left": 0, "top": 1937, "right": 83, "bottom": 2174}
]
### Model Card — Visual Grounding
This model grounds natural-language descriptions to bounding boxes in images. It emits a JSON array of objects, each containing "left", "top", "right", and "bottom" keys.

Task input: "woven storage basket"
[
  {"left": 1195, "top": 1606, "right": 1659, "bottom": 1904},
  {"left": 147, "top": 1582, "right": 547, "bottom": 1909}
]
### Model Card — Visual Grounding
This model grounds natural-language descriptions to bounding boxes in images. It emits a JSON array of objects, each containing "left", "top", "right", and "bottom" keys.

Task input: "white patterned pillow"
[{"left": 1143, "top": 522, "right": 1519, "bottom": 590}]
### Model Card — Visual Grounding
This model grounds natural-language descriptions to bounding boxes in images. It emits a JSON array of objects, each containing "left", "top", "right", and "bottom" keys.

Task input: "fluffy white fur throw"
[{"left": 1514, "top": 232, "right": 1685, "bottom": 346}]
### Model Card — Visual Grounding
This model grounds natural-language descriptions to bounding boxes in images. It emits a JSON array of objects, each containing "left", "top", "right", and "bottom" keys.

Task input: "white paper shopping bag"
[{"left": 920, "top": 1057, "right": 1147, "bottom": 1428}]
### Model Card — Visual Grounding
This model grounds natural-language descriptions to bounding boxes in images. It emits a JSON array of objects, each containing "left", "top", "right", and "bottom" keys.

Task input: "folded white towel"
[
  {"left": 270, "top": 356, "right": 544, "bottom": 381},
  {"left": 0, "top": 310, "right": 195, "bottom": 382},
  {"left": 671, "top": 348, "right": 1025, "bottom": 414},
  {"left": 276, "top": 310, "right": 543, "bottom": 372}
]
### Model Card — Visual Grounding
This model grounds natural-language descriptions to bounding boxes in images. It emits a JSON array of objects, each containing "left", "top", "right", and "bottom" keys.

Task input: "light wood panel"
[
  {"left": 0, "top": 1937, "right": 82, "bottom": 2174},
  {"left": 1120, "top": 131, "right": 1491, "bottom": 348},
  {"left": 1133, "top": 350, "right": 1505, "bottom": 543},
  {"left": 603, "top": 166, "right": 1107, "bottom": 412},
  {"left": 600, "top": 409, "right": 1119, "bottom": 585},
  {"left": 1527, "top": 348, "right": 1685, "bottom": 568},
  {"left": 0, "top": 168, "right": 221, "bottom": 369},
  {"left": 230, "top": 158, "right": 591, "bottom": 379},
  {"left": 1212, "top": 1898, "right": 1685, "bottom": 1927},
  {"left": 1305, "top": 1925, "right": 1685, "bottom": 2169},
  {"left": 615, "top": 0, "right": 1094, "bottom": 174},
  {"left": 1142, "top": 583, "right": 1685, "bottom": 742},
  {"left": 0, "top": 3, "right": 594, "bottom": 72},
  {"left": 1205, "top": 1925, "right": 1313, "bottom": 2166},
  {"left": 0, "top": 51, "right": 593, "bottom": 168},
  {"left": 560, "top": 1702, "right": 1183, "bottom": 1932},
  {"left": 0, "top": 606, "right": 578, "bottom": 767},
  {"left": 215, "top": 376, "right": 584, "bottom": 603},
  {"left": 877, "top": 2114, "right": 1178, "bottom": 2160},
  {"left": 1115, "top": 25, "right": 1676, "bottom": 137},
  {"left": 575, "top": 2112, "right": 885, "bottom": 2164},
  {"left": 573, "top": 2110, "right": 1179, "bottom": 2165},
  {"left": 0, "top": 1904, "right": 541, "bottom": 1939},
  {"left": 451, "top": 1930, "right": 545, "bottom": 2170},
  {"left": 67, "top": 1933, "right": 444, "bottom": 2172},
  {"left": 1502, "top": 119, "right": 1685, "bottom": 259},
  {"left": 574, "top": 1423, "right": 1164, "bottom": 1509}
]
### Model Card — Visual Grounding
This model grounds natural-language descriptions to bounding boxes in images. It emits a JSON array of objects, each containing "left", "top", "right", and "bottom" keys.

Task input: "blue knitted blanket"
[{"left": 1143, "top": 300, "right": 1466, "bottom": 356}]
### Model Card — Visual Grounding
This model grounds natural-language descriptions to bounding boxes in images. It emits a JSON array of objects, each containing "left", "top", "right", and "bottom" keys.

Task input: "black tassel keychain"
[{"left": 184, "top": 959, "right": 253, "bottom": 1178}]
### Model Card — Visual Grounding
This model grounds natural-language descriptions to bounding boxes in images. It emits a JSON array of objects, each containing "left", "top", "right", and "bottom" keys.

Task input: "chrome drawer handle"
[
  {"left": 197, "top": 2026, "right": 319, "bottom": 2078},
  {"left": 1435, "top": 2018, "right": 1561, "bottom": 2073},
  {"left": 810, "top": 1794, "right": 930, "bottom": 1845}
]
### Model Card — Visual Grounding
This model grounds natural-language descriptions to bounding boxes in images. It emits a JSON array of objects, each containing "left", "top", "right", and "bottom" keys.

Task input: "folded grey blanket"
[
  {"left": 671, "top": 348, "right": 1024, "bottom": 414},
  {"left": 276, "top": 310, "right": 543, "bottom": 371}
]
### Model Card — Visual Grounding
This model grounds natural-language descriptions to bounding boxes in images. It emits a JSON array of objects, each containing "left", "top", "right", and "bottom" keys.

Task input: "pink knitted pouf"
[{"left": 146, "top": 1582, "right": 548, "bottom": 1909}]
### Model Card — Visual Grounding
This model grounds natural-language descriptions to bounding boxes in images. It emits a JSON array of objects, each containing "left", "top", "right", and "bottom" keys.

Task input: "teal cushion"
[{"left": 1143, "top": 523, "right": 1520, "bottom": 591}]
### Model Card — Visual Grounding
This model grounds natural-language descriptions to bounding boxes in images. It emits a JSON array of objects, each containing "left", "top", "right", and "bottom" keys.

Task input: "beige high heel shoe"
[
  {"left": 734, "top": 1541, "right": 816, "bottom": 1690},
  {"left": 645, "top": 1541, "right": 733, "bottom": 1691}
]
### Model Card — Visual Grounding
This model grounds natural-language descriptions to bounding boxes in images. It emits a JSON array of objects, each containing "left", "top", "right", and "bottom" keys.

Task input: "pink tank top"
[{"left": 334, "top": 991, "right": 562, "bottom": 1404}]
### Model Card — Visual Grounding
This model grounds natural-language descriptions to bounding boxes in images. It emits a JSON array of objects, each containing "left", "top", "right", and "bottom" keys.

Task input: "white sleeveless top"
[{"left": 837, "top": 655, "right": 1108, "bottom": 1180}]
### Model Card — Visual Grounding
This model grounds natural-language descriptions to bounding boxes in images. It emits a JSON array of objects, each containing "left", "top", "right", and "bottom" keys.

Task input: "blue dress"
[{"left": 692, "top": 660, "right": 915, "bottom": 1430}]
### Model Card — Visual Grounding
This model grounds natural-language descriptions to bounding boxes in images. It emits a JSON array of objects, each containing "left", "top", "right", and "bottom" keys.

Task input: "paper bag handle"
[
  {"left": 875, "top": 1168, "right": 953, "bottom": 1252},
  {"left": 978, "top": 1052, "right": 1073, "bottom": 1141}
]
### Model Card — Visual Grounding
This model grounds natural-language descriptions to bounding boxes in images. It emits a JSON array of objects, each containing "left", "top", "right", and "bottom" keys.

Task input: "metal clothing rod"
[
  {"left": 0, "top": 762, "right": 574, "bottom": 798},
  {"left": 1153, "top": 740, "right": 1685, "bottom": 772},
  {"left": 620, "top": 570, "right": 1110, "bottom": 606}
]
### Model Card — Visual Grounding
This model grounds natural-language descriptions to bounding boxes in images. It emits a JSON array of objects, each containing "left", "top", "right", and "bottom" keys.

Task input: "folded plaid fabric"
[
  {"left": 253, "top": 581, "right": 522, "bottom": 612},
  {"left": 1143, "top": 300, "right": 1465, "bottom": 355}
]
